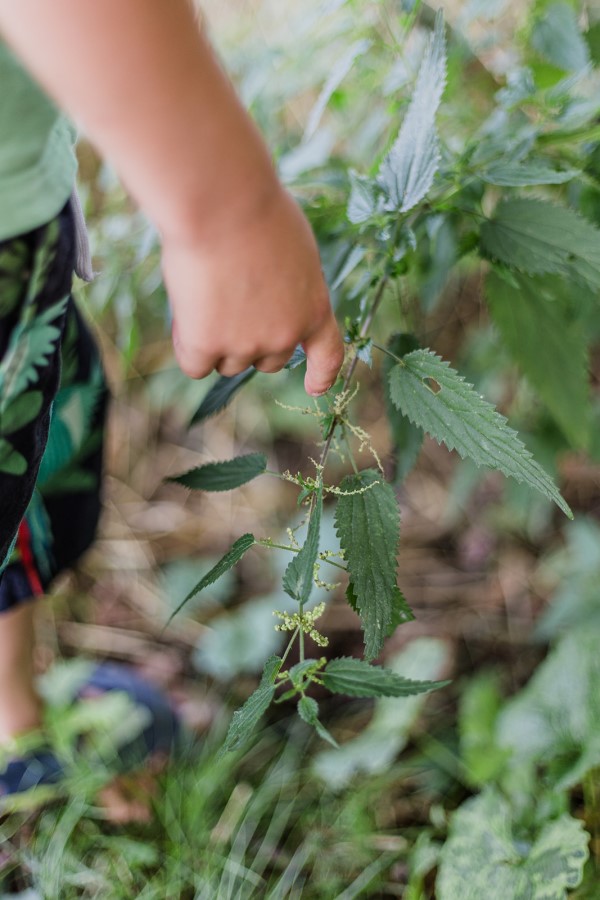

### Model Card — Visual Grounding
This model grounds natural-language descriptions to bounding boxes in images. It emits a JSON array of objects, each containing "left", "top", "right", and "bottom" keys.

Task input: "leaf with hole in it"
[
  {"left": 189, "top": 368, "right": 256, "bottom": 425},
  {"left": 480, "top": 199, "right": 600, "bottom": 290},
  {"left": 378, "top": 10, "right": 446, "bottom": 212},
  {"left": 486, "top": 270, "right": 591, "bottom": 449},
  {"left": 322, "top": 656, "right": 447, "bottom": 698},
  {"left": 283, "top": 484, "right": 322, "bottom": 605},
  {"left": 382, "top": 333, "right": 424, "bottom": 483},
  {"left": 437, "top": 789, "right": 589, "bottom": 899},
  {"left": 388, "top": 350, "right": 572, "bottom": 518},
  {"left": 166, "top": 533, "right": 255, "bottom": 624},
  {"left": 168, "top": 453, "right": 267, "bottom": 492},
  {"left": 335, "top": 470, "right": 402, "bottom": 659},
  {"left": 221, "top": 655, "right": 282, "bottom": 754},
  {"left": 297, "top": 696, "right": 338, "bottom": 748}
]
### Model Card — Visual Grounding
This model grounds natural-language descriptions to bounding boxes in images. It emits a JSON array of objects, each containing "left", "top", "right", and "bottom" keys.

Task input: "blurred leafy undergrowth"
[{"left": 5, "top": 0, "right": 600, "bottom": 897}]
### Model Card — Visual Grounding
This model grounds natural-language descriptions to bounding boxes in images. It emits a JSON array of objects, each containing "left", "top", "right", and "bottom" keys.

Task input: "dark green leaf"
[
  {"left": 480, "top": 160, "right": 580, "bottom": 186},
  {"left": 297, "top": 696, "right": 338, "bottom": 747},
  {"left": 346, "top": 582, "right": 414, "bottom": 637},
  {"left": 480, "top": 199, "right": 600, "bottom": 290},
  {"left": 0, "top": 391, "right": 43, "bottom": 434},
  {"left": 486, "top": 270, "right": 591, "bottom": 448},
  {"left": 190, "top": 368, "right": 256, "bottom": 425},
  {"left": 166, "top": 534, "right": 255, "bottom": 624},
  {"left": 0, "top": 438, "right": 27, "bottom": 475},
  {"left": 388, "top": 350, "right": 572, "bottom": 517},
  {"left": 379, "top": 10, "right": 446, "bottom": 212},
  {"left": 283, "top": 484, "right": 322, "bottom": 604},
  {"left": 168, "top": 453, "right": 267, "bottom": 492},
  {"left": 335, "top": 470, "right": 402, "bottom": 658},
  {"left": 382, "top": 334, "right": 424, "bottom": 483},
  {"left": 322, "top": 656, "right": 447, "bottom": 698},
  {"left": 222, "top": 656, "right": 282, "bottom": 753}
]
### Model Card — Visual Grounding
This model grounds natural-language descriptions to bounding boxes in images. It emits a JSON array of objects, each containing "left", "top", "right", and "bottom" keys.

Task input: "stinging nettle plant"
[{"left": 164, "top": 6, "right": 600, "bottom": 753}]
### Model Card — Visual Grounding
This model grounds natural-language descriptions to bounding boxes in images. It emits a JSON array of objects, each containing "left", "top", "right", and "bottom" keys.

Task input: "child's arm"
[{"left": 0, "top": 0, "right": 344, "bottom": 395}]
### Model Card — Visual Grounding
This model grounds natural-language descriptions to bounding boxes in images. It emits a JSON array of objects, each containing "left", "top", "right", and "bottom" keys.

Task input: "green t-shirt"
[{"left": 0, "top": 38, "right": 77, "bottom": 241}]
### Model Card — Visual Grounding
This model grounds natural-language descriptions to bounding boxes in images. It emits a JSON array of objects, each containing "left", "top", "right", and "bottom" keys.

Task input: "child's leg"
[{"left": 0, "top": 601, "right": 41, "bottom": 742}]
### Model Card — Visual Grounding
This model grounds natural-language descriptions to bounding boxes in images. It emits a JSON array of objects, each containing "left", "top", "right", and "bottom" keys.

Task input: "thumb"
[{"left": 302, "top": 312, "right": 344, "bottom": 397}]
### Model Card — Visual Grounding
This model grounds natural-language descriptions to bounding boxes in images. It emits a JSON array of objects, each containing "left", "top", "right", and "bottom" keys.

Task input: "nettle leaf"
[
  {"left": 388, "top": 349, "right": 572, "bottom": 518},
  {"left": 347, "top": 172, "right": 381, "bottom": 225},
  {"left": 531, "top": 2, "right": 590, "bottom": 73},
  {"left": 437, "top": 789, "right": 589, "bottom": 899},
  {"left": 0, "top": 438, "right": 27, "bottom": 475},
  {"left": 480, "top": 199, "right": 600, "bottom": 290},
  {"left": 486, "top": 270, "right": 591, "bottom": 448},
  {"left": 297, "top": 696, "right": 338, "bottom": 748},
  {"left": 383, "top": 333, "right": 424, "bottom": 483},
  {"left": 168, "top": 453, "right": 267, "bottom": 492},
  {"left": 0, "top": 390, "right": 43, "bottom": 434},
  {"left": 379, "top": 10, "right": 447, "bottom": 212},
  {"left": 322, "top": 657, "right": 447, "bottom": 698},
  {"left": 166, "top": 533, "right": 255, "bottom": 624},
  {"left": 283, "top": 484, "right": 322, "bottom": 604},
  {"left": 346, "top": 582, "right": 414, "bottom": 637},
  {"left": 190, "top": 368, "right": 256, "bottom": 425},
  {"left": 480, "top": 160, "right": 580, "bottom": 186},
  {"left": 222, "top": 655, "right": 282, "bottom": 754},
  {"left": 335, "top": 469, "right": 402, "bottom": 659}
]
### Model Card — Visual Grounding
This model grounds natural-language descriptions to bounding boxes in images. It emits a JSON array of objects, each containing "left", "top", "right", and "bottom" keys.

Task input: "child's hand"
[{"left": 163, "top": 186, "right": 344, "bottom": 397}]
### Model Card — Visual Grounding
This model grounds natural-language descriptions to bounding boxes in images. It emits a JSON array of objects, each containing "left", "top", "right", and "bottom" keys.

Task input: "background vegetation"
[{"left": 3, "top": 0, "right": 600, "bottom": 896}]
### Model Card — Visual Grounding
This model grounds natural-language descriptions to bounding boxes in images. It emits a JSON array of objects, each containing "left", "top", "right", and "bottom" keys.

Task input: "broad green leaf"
[
  {"left": 304, "top": 39, "right": 371, "bottom": 141},
  {"left": 222, "top": 655, "right": 282, "bottom": 754},
  {"left": 322, "top": 656, "right": 447, "bottom": 698},
  {"left": 346, "top": 582, "right": 414, "bottom": 637},
  {"left": 0, "top": 438, "right": 27, "bottom": 475},
  {"left": 379, "top": 10, "right": 446, "bottom": 212},
  {"left": 334, "top": 469, "right": 401, "bottom": 658},
  {"left": 166, "top": 534, "right": 255, "bottom": 624},
  {"left": 297, "top": 696, "right": 338, "bottom": 748},
  {"left": 437, "top": 789, "right": 589, "bottom": 899},
  {"left": 312, "top": 638, "right": 450, "bottom": 789},
  {"left": 497, "top": 627, "right": 600, "bottom": 789},
  {"left": 382, "top": 333, "right": 424, "bottom": 483},
  {"left": 168, "top": 453, "right": 267, "bottom": 492},
  {"left": 0, "top": 390, "right": 43, "bottom": 434},
  {"left": 480, "top": 199, "right": 600, "bottom": 290},
  {"left": 388, "top": 349, "right": 572, "bottom": 518},
  {"left": 531, "top": 2, "right": 590, "bottom": 72},
  {"left": 480, "top": 160, "right": 580, "bottom": 186},
  {"left": 459, "top": 672, "right": 511, "bottom": 787},
  {"left": 486, "top": 270, "right": 590, "bottom": 448},
  {"left": 283, "top": 484, "right": 322, "bottom": 604},
  {"left": 190, "top": 368, "right": 256, "bottom": 425},
  {"left": 331, "top": 244, "right": 366, "bottom": 289},
  {"left": 347, "top": 172, "right": 381, "bottom": 224}
]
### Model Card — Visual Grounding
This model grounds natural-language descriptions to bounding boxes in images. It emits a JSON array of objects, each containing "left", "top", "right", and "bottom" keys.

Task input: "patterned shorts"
[{"left": 0, "top": 203, "right": 108, "bottom": 612}]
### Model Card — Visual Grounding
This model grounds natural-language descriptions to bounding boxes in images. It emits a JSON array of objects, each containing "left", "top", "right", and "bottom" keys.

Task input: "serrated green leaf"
[
  {"left": 437, "top": 789, "right": 589, "bottom": 899},
  {"left": 379, "top": 10, "right": 447, "bottom": 212},
  {"left": 388, "top": 349, "right": 572, "bottom": 518},
  {"left": 0, "top": 390, "right": 43, "bottom": 434},
  {"left": 531, "top": 2, "right": 590, "bottom": 72},
  {"left": 190, "top": 368, "right": 256, "bottom": 425},
  {"left": 297, "top": 696, "right": 338, "bottom": 748},
  {"left": 168, "top": 453, "right": 267, "bottom": 492},
  {"left": 222, "top": 655, "right": 282, "bottom": 754},
  {"left": 335, "top": 470, "right": 401, "bottom": 658},
  {"left": 322, "top": 656, "right": 447, "bottom": 698},
  {"left": 480, "top": 160, "right": 580, "bottom": 186},
  {"left": 347, "top": 172, "right": 380, "bottom": 224},
  {"left": 486, "top": 270, "right": 590, "bottom": 448},
  {"left": 383, "top": 334, "right": 424, "bottom": 483},
  {"left": 283, "top": 484, "right": 322, "bottom": 605},
  {"left": 166, "top": 533, "right": 255, "bottom": 624},
  {"left": 480, "top": 199, "right": 600, "bottom": 290},
  {"left": 0, "top": 438, "right": 27, "bottom": 475},
  {"left": 346, "top": 582, "right": 414, "bottom": 637}
]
